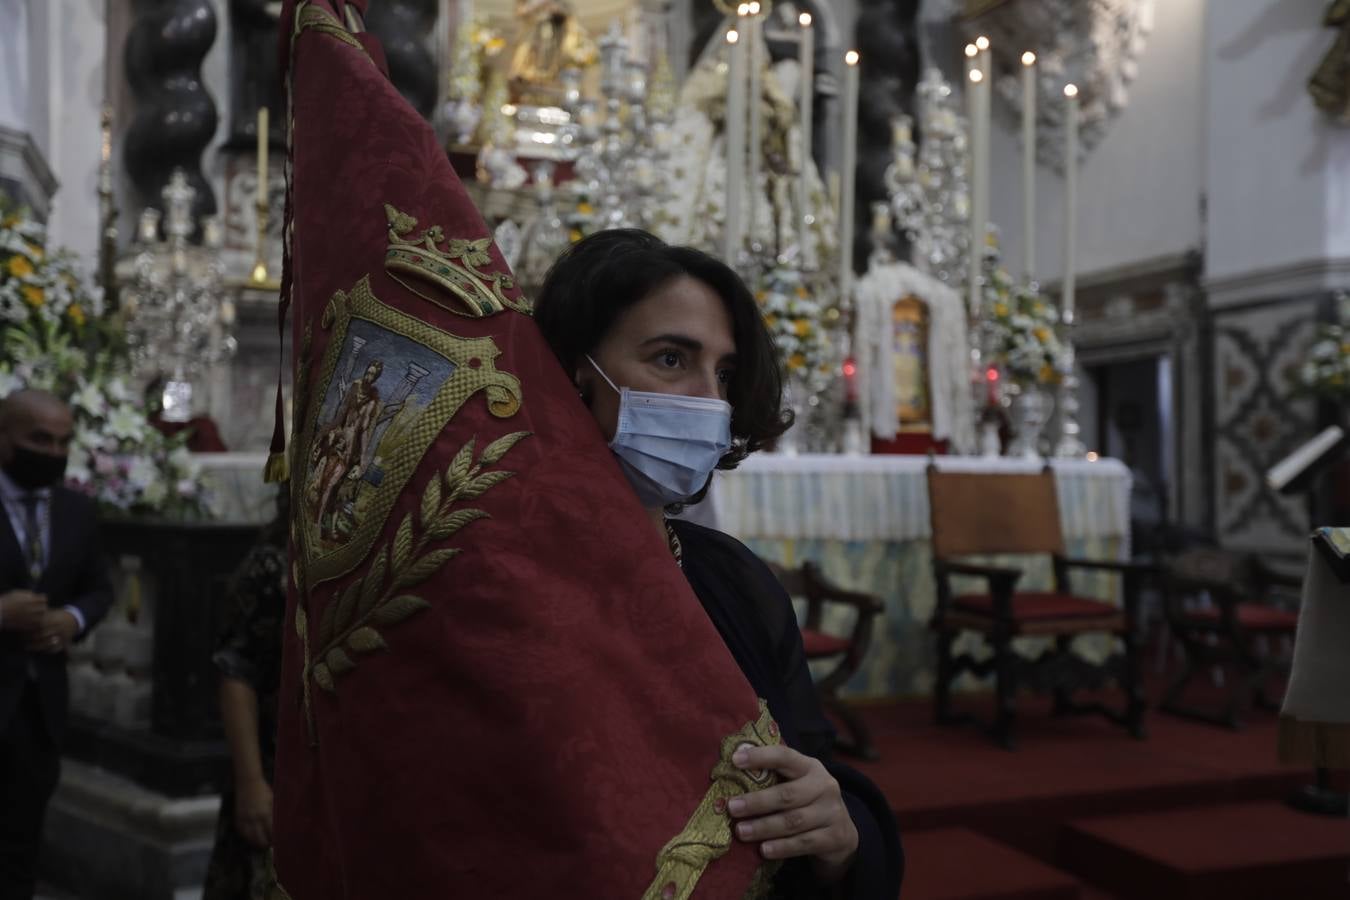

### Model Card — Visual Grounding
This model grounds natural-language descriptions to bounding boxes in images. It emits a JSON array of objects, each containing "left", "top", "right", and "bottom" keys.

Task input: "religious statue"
[
  {"left": 1311, "top": 0, "right": 1350, "bottom": 121},
  {"left": 508, "top": 0, "right": 598, "bottom": 106}
]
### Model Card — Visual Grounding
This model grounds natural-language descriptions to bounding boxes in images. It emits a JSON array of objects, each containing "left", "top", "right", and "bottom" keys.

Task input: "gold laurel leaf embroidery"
[
  {"left": 457, "top": 470, "right": 514, "bottom": 501},
  {"left": 301, "top": 433, "right": 532, "bottom": 698},
  {"left": 447, "top": 440, "right": 475, "bottom": 486},
  {"left": 346, "top": 626, "right": 387, "bottom": 654},
  {"left": 326, "top": 647, "right": 356, "bottom": 675},
  {"left": 370, "top": 594, "right": 430, "bottom": 626},
  {"left": 478, "top": 430, "right": 530, "bottom": 466},
  {"left": 392, "top": 513, "right": 415, "bottom": 573},
  {"left": 426, "top": 509, "right": 489, "bottom": 542},
  {"left": 393, "top": 547, "right": 463, "bottom": 590},
  {"left": 312, "top": 663, "right": 334, "bottom": 692},
  {"left": 420, "top": 478, "right": 441, "bottom": 530}
]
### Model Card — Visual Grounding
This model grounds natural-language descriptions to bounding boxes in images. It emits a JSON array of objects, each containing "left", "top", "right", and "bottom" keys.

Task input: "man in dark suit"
[{"left": 0, "top": 389, "right": 114, "bottom": 899}]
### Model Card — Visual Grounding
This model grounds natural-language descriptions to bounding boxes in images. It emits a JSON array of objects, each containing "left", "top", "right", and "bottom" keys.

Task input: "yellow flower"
[
  {"left": 993, "top": 302, "right": 1008, "bottom": 318},
  {"left": 764, "top": 314, "right": 778, "bottom": 327},
  {"left": 1039, "top": 364, "right": 1055, "bottom": 383},
  {"left": 788, "top": 353, "right": 806, "bottom": 371},
  {"left": 24, "top": 243, "right": 42, "bottom": 261},
  {"left": 755, "top": 290, "right": 768, "bottom": 302},
  {"left": 20, "top": 285, "right": 44, "bottom": 307},
  {"left": 67, "top": 303, "right": 85, "bottom": 326},
  {"left": 7, "top": 256, "right": 34, "bottom": 278},
  {"left": 795, "top": 286, "right": 809, "bottom": 299},
  {"left": 793, "top": 318, "right": 812, "bottom": 337},
  {"left": 1034, "top": 326, "right": 1051, "bottom": 343},
  {"left": 576, "top": 202, "right": 594, "bottom": 215},
  {"left": 568, "top": 228, "right": 583, "bottom": 243}
]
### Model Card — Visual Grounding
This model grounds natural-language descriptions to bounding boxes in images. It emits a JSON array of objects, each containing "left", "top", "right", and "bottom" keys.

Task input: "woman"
[
  {"left": 533, "top": 229, "right": 903, "bottom": 898},
  {"left": 202, "top": 496, "right": 288, "bottom": 900}
]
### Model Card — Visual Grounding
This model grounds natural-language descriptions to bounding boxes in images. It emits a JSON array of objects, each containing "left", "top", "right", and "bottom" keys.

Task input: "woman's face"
[{"left": 577, "top": 275, "right": 737, "bottom": 442}]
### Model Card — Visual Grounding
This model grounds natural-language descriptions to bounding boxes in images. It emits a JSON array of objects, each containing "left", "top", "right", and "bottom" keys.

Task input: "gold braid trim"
[
  {"left": 642, "top": 700, "right": 784, "bottom": 900},
  {"left": 295, "top": 4, "right": 371, "bottom": 58}
]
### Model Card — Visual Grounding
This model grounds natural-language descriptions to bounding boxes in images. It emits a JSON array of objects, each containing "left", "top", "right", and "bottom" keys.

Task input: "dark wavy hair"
[{"left": 532, "top": 229, "right": 791, "bottom": 500}]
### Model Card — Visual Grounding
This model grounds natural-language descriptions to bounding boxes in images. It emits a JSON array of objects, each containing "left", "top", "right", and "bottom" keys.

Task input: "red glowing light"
[
  {"left": 843, "top": 360, "right": 858, "bottom": 377},
  {"left": 986, "top": 367, "right": 1000, "bottom": 381}
]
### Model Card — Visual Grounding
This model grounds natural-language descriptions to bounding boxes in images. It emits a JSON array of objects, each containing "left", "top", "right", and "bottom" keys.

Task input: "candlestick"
[
  {"left": 1021, "top": 51, "right": 1037, "bottom": 283},
  {"left": 1062, "top": 83, "right": 1078, "bottom": 319},
  {"left": 965, "top": 45, "right": 981, "bottom": 320},
  {"left": 797, "top": 12, "right": 814, "bottom": 261},
  {"left": 975, "top": 37, "right": 991, "bottom": 291},
  {"left": 723, "top": 24, "right": 747, "bottom": 265},
  {"left": 256, "top": 107, "right": 269, "bottom": 209},
  {"left": 839, "top": 50, "right": 861, "bottom": 306},
  {"left": 747, "top": 3, "right": 762, "bottom": 251}
]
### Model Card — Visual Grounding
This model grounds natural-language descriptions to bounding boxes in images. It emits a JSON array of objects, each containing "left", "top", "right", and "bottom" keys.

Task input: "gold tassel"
[{"left": 264, "top": 451, "right": 290, "bottom": 484}]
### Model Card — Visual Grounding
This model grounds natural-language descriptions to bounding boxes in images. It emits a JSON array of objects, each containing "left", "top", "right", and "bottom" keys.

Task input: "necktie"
[{"left": 19, "top": 493, "right": 43, "bottom": 586}]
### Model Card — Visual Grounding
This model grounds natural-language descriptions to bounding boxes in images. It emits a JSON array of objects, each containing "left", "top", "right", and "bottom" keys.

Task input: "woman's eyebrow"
[{"left": 640, "top": 334, "right": 702, "bottom": 351}]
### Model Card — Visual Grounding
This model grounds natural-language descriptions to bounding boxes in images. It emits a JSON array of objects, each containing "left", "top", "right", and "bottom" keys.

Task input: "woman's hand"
[
  {"left": 234, "top": 775, "right": 274, "bottom": 849},
  {"left": 727, "top": 744, "right": 859, "bottom": 883}
]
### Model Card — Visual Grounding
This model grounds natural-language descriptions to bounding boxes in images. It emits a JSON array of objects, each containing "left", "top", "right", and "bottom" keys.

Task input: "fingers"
[
  {"left": 757, "top": 824, "right": 855, "bottom": 862},
  {"left": 727, "top": 751, "right": 825, "bottom": 820},
  {"left": 734, "top": 804, "right": 831, "bottom": 843},
  {"left": 733, "top": 744, "right": 814, "bottom": 780}
]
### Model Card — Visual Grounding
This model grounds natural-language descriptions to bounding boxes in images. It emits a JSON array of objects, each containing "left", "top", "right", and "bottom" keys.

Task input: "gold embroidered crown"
[{"left": 383, "top": 204, "right": 529, "bottom": 317}]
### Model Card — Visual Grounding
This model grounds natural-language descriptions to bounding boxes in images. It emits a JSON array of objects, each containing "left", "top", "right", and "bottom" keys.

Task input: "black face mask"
[{"left": 2, "top": 446, "right": 68, "bottom": 490}]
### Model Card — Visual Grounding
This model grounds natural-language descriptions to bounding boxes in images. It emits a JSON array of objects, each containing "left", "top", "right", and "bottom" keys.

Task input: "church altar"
[
  {"left": 703, "top": 454, "right": 1133, "bottom": 698},
  {"left": 195, "top": 452, "right": 1132, "bottom": 700}
]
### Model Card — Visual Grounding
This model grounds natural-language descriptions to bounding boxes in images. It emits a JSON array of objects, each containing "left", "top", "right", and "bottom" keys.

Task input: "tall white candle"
[
  {"left": 975, "top": 36, "right": 991, "bottom": 287},
  {"left": 839, "top": 50, "right": 861, "bottom": 304},
  {"left": 747, "top": 2, "right": 763, "bottom": 245},
  {"left": 1062, "top": 83, "right": 1079, "bottom": 319},
  {"left": 256, "top": 106, "right": 269, "bottom": 209},
  {"left": 1021, "top": 51, "right": 1037, "bottom": 282},
  {"left": 723, "top": 23, "right": 747, "bottom": 264},
  {"left": 798, "top": 12, "right": 814, "bottom": 259},
  {"left": 965, "top": 44, "right": 981, "bottom": 319}
]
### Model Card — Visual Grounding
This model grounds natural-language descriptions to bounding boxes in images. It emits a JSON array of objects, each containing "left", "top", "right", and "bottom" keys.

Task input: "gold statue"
[
  {"left": 1311, "top": 0, "right": 1350, "bottom": 121},
  {"left": 507, "top": 0, "right": 597, "bottom": 105}
]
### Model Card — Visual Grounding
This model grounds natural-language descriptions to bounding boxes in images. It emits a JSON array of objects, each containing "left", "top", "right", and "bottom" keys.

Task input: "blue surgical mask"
[{"left": 586, "top": 355, "right": 733, "bottom": 507}]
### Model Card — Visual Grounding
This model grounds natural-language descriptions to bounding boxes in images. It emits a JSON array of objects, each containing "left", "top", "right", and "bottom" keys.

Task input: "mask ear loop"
[{"left": 584, "top": 354, "right": 623, "bottom": 397}]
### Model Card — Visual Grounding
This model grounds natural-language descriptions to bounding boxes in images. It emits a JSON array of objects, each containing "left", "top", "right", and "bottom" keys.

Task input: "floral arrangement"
[
  {"left": 984, "top": 267, "right": 1068, "bottom": 388},
  {"left": 1297, "top": 293, "right": 1350, "bottom": 401},
  {"left": 0, "top": 205, "right": 209, "bottom": 518},
  {"left": 755, "top": 266, "right": 835, "bottom": 395}
]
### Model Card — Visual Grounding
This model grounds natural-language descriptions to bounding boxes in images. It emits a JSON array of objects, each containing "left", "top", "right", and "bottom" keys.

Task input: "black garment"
[
  {"left": 203, "top": 543, "right": 287, "bottom": 900},
  {"left": 0, "top": 487, "right": 113, "bottom": 899},
  {"left": 671, "top": 520, "right": 903, "bottom": 900}
]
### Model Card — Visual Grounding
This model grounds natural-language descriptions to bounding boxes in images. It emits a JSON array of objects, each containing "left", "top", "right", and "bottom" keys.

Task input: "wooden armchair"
[
  {"left": 768, "top": 560, "right": 885, "bottom": 760},
  {"left": 1159, "top": 547, "right": 1301, "bottom": 729},
  {"left": 927, "top": 467, "right": 1150, "bottom": 749}
]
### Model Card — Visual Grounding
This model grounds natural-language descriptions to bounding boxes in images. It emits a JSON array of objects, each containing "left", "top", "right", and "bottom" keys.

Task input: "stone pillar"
[{"left": 0, "top": 0, "right": 58, "bottom": 220}]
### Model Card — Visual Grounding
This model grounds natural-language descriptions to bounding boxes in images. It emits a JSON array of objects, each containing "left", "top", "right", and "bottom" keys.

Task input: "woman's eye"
[
  {"left": 717, "top": 368, "right": 734, "bottom": 385},
  {"left": 658, "top": 350, "right": 683, "bottom": 368}
]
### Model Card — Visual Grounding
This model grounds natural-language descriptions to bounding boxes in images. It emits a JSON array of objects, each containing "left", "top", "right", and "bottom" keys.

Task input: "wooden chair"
[
  {"left": 927, "top": 466, "right": 1151, "bottom": 749},
  {"left": 767, "top": 560, "right": 885, "bottom": 760},
  {"left": 1159, "top": 547, "right": 1301, "bottom": 729}
]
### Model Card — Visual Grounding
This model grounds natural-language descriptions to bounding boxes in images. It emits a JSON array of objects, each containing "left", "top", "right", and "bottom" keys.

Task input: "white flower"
[
  {"left": 0, "top": 369, "right": 24, "bottom": 397},
  {"left": 126, "top": 455, "right": 159, "bottom": 489},
  {"left": 71, "top": 380, "right": 107, "bottom": 417},
  {"left": 141, "top": 479, "right": 168, "bottom": 507},
  {"left": 106, "top": 405, "right": 147, "bottom": 442}
]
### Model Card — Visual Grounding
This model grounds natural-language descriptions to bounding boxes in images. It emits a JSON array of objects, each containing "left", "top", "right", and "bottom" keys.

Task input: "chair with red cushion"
[
  {"left": 768, "top": 560, "right": 884, "bottom": 760},
  {"left": 927, "top": 466, "right": 1151, "bottom": 749},
  {"left": 1159, "top": 548, "right": 1301, "bottom": 729}
]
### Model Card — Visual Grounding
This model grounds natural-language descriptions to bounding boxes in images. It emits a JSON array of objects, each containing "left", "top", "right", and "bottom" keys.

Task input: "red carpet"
[{"left": 843, "top": 686, "right": 1348, "bottom": 899}]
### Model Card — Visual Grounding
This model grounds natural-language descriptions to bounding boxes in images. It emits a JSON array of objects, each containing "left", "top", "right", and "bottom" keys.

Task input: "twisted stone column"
[
  {"left": 123, "top": 0, "right": 220, "bottom": 224},
  {"left": 365, "top": 0, "right": 439, "bottom": 120}
]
